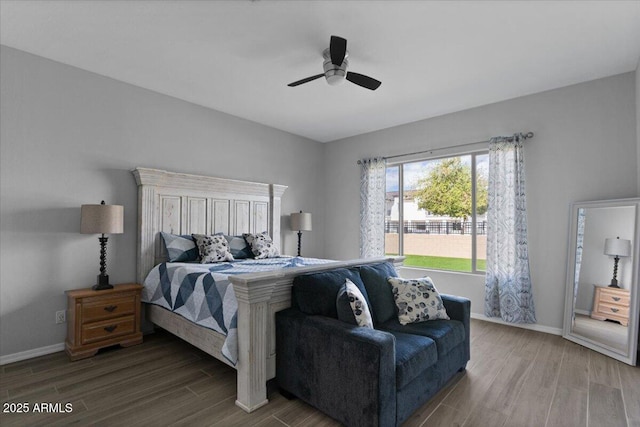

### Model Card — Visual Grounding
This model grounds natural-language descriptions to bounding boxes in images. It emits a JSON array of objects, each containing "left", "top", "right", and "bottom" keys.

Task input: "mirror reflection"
[{"left": 564, "top": 198, "right": 639, "bottom": 365}]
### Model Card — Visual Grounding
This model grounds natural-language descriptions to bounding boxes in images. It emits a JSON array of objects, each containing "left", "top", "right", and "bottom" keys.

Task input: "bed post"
[
  {"left": 232, "top": 276, "right": 276, "bottom": 412},
  {"left": 132, "top": 169, "right": 157, "bottom": 284},
  {"left": 232, "top": 183, "right": 287, "bottom": 412}
]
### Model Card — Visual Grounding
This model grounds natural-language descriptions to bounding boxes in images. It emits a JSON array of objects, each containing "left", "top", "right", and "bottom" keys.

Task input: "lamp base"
[
  {"left": 608, "top": 257, "right": 621, "bottom": 288},
  {"left": 93, "top": 274, "right": 113, "bottom": 291}
]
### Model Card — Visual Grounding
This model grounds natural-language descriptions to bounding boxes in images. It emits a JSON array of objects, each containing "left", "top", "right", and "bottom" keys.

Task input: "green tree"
[{"left": 415, "top": 157, "right": 487, "bottom": 227}]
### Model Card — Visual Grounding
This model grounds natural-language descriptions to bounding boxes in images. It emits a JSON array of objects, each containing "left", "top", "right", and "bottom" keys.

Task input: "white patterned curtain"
[
  {"left": 484, "top": 136, "right": 536, "bottom": 323},
  {"left": 360, "top": 157, "right": 386, "bottom": 258}
]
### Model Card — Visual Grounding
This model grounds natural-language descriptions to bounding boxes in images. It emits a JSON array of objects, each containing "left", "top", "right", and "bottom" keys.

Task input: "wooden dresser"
[
  {"left": 590, "top": 285, "right": 630, "bottom": 326},
  {"left": 65, "top": 283, "right": 143, "bottom": 360}
]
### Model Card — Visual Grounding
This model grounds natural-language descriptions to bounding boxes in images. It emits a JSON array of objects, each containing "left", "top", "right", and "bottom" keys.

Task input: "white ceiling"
[{"left": 1, "top": 1, "right": 639, "bottom": 143}]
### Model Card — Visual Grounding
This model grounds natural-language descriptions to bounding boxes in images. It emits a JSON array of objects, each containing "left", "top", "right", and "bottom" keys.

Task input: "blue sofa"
[{"left": 276, "top": 262, "right": 470, "bottom": 427}]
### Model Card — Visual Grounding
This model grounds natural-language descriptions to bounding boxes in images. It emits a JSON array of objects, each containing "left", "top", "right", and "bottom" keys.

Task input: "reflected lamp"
[{"left": 604, "top": 236, "right": 631, "bottom": 288}]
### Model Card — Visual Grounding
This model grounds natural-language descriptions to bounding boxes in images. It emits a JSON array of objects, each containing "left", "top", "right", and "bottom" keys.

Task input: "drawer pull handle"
[
  {"left": 612, "top": 297, "right": 621, "bottom": 302},
  {"left": 104, "top": 325, "right": 117, "bottom": 333},
  {"left": 104, "top": 305, "right": 118, "bottom": 312},
  {"left": 610, "top": 308, "right": 619, "bottom": 313}
]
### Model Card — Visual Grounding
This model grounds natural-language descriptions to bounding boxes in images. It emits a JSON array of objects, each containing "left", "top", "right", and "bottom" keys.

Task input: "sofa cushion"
[
  {"left": 380, "top": 318, "right": 466, "bottom": 358},
  {"left": 359, "top": 262, "right": 398, "bottom": 325},
  {"left": 385, "top": 330, "right": 438, "bottom": 389},
  {"left": 293, "top": 268, "right": 371, "bottom": 318},
  {"left": 336, "top": 279, "right": 374, "bottom": 328},
  {"left": 388, "top": 277, "right": 449, "bottom": 325}
]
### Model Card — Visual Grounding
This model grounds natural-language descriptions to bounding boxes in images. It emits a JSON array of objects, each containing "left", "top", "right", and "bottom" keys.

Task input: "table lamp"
[
  {"left": 81, "top": 201, "right": 124, "bottom": 290},
  {"left": 290, "top": 211, "right": 312, "bottom": 257}
]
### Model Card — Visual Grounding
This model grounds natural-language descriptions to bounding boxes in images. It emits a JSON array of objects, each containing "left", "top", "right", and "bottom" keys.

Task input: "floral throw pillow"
[
  {"left": 242, "top": 232, "right": 280, "bottom": 259},
  {"left": 387, "top": 277, "right": 449, "bottom": 325},
  {"left": 192, "top": 233, "right": 235, "bottom": 263},
  {"left": 344, "top": 278, "right": 374, "bottom": 328}
]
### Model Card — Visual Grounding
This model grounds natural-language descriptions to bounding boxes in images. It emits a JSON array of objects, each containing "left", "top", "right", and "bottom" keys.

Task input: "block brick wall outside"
[{"left": 385, "top": 234, "right": 487, "bottom": 259}]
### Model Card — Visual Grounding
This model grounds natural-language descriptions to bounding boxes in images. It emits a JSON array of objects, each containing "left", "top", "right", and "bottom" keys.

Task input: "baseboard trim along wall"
[
  {"left": 0, "top": 342, "right": 65, "bottom": 366},
  {"left": 471, "top": 313, "right": 563, "bottom": 336},
  {"left": 1, "top": 315, "right": 562, "bottom": 366}
]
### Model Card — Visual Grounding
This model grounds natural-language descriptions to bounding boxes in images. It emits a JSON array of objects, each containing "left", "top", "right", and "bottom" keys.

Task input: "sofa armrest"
[
  {"left": 276, "top": 308, "right": 396, "bottom": 427},
  {"left": 441, "top": 294, "right": 471, "bottom": 363}
]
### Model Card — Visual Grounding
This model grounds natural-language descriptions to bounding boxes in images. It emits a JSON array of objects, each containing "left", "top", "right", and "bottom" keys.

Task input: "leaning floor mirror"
[{"left": 563, "top": 198, "right": 640, "bottom": 365}]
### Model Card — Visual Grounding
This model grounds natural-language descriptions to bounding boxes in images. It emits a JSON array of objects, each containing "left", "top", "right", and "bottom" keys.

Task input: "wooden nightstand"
[
  {"left": 65, "top": 283, "right": 143, "bottom": 361},
  {"left": 590, "top": 285, "right": 630, "bottom": 326}
]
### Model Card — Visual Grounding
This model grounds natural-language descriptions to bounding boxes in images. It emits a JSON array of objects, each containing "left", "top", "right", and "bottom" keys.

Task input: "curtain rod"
[{"left": 357, "top": 131, "right": 534, "bottom": 164}]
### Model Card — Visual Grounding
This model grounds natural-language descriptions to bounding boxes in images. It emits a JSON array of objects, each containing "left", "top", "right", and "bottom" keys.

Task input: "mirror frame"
[{"left": 563, "top": 197, "right": 640, "bottom": 365}]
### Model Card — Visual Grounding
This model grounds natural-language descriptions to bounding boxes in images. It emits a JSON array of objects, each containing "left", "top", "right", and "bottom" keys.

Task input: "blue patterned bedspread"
[{"left": 142, "top": 256, "right": 333, "bottom": 365}]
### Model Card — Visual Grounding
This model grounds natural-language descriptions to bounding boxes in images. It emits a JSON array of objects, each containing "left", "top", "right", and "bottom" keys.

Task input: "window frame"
[{"left": 386, "top": 149, "right": 488, "bottom": 275}]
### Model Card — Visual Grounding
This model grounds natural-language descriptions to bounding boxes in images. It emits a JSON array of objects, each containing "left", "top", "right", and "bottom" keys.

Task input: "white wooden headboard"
[{"left": 132, "top": 168, "right": 287, "bottom": 283}]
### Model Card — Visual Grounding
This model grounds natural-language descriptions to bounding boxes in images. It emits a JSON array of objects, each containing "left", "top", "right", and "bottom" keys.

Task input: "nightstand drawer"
[
  {"left": 82, "top": 296, "right": 135, "bottom": 323},
  {"left": 81, "top": 315, "right": 135, "bottom": 345},
  {"left": 597, "top": 303, "right": 629, "bottom": 318},
  {"left": 597, "top": 290, "right": 630, "bottom": 306}
]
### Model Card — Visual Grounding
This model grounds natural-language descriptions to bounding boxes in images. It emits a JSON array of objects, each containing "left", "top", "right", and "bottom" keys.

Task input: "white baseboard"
[
  {"left": 574, "top": 309, "right": 591, "bottom": 316},
  {"left": 471, "top": 313, "right": 563, "bottom": 336},
  {"left": 0, "top": 342, "right": 65, "bottom": 366},
  {"left": 0, "top": 315, "right": 562, "bottom": 365}
]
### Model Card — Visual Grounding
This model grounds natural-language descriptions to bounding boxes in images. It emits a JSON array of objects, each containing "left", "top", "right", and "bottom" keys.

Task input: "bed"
[{"left": 132, "top": 167, "right": 403, "bottom": 412}]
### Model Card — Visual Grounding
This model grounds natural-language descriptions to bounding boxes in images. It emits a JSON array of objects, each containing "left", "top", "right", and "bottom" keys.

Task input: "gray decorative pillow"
[
  {"left": 242, "top": 232, "right": 280, "bottom": 259},
  {"left": 160, "top": 232, "right": 199, "bottom": 262},
  {"left": 224, "top": 235, "right": 254, "bottom": 259},
  {"left": 344, "top": 278, "right": 373, "bottom": 328},
  {"left": 192, "top": 233, "right": 235, "bottom": 263},
  {"left": 387, "top": 277, "right": 449, "bottom": 325}
]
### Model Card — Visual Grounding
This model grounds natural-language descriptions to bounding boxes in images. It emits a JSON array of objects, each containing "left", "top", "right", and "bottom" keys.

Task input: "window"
[{"left": 385, "top": 152, "right": 488, "bottom": 273}]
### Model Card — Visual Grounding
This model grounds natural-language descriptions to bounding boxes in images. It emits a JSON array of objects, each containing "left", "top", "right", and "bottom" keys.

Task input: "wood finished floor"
[{"left": 1, "top": 319, "right": 639, "bottom": 427}]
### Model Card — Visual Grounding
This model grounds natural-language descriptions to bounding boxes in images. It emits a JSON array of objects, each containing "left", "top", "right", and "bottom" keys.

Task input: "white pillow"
[
  {"left": 345, "top": 278, "right": 374, "bottom": 329},
  {"left": 387, "top": 277, "right": 449, "bottom": 325},
  {"left": 192, "top": 234, "right": 235, "bottom": 263},
  {"left": 242, "top": 232, "right": 280, "bottom": 259}
]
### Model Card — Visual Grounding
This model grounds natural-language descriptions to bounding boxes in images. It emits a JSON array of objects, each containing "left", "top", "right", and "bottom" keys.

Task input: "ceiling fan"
[{"left": 288, "top": 35, "right": 382, "bottom": 91}]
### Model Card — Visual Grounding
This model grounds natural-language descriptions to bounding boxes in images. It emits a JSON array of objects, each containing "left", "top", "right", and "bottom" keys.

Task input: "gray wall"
[
  {"left": 0, "top": 46, "right": 325, "bottom": 357},
  {"left": 1, "top": 44, "right": 638, "bottom": 358},
  {"left": 323, "top": 73, "right": 638, "bottom": 332}
]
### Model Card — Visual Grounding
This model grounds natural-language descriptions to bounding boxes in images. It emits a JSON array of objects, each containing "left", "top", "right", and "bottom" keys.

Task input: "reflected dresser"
[{"left": 591, "top": 285, "right": 630, "bottom": 326}]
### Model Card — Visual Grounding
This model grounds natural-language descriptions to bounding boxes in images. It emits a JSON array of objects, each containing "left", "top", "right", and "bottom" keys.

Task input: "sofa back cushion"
[
  {"left": 359, "top": 262, "right": 398, "bottom": 324},
  {"left": 293, "top": 268, "right": 371, "bottom": 319}
]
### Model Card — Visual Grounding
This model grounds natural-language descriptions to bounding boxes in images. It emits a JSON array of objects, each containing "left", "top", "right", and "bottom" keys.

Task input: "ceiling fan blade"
[
  {"left": 346, "top": 72, "right": 382, "bottom": 91},
  {"left": 330, "top": 35, "right": 347, "bottom": 66},
  {"left": 287, "top": 73, "right": 325, "bottom": 87}
]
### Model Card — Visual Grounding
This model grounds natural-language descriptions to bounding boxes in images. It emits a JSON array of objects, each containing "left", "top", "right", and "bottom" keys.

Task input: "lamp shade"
[
  {"left": 81, "top": 202, "right": 124, "bottom": 234},
  {"left": 290, "top": 212, "right": 312, "bottom": 232},
  {"left": 604, "top": 237, "right": 631, "bottom": 257}
]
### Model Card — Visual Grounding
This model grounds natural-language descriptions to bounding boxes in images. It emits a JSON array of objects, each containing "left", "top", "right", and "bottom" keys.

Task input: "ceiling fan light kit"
[
  {"left": 288, "top": 35, "right": 381, "bottom": 91},
  {"left": 323, "top": 48, "right": 348, "bottom": 86}
]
